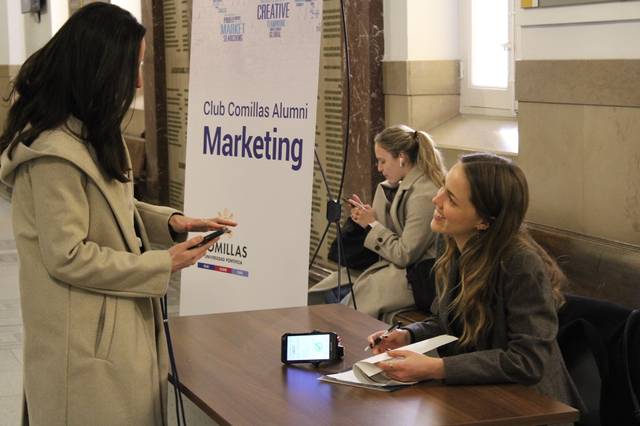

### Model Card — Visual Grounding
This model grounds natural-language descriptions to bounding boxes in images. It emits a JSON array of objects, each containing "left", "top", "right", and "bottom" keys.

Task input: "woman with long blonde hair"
[
  {"left": 367, "top": 153, "right": 583, "bottom": 414},
  {"left": 310, "top": 124, "right": 446, "bottom": 321}
]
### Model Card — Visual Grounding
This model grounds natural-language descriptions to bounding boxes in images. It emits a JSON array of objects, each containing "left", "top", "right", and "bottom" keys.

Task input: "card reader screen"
[{"left": 286, "top": 334, "right": 330, "bottom": 361}]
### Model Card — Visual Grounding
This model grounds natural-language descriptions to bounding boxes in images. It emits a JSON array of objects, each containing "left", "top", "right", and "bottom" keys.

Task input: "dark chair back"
[
  {"left": 557, "top": 318, "right": 605, "bottom": 426},
  {"left": 558, "top": 295, "right": 640, "bottom": 426},
  {"left": 406, "top": 257, "right": 436, "bottom": 312},
  {"left": 601, "top": 308, "right": 640, "bottom": 426}
]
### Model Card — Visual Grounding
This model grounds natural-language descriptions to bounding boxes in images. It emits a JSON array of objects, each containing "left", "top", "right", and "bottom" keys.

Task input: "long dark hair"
[
  {"left": 434, "top": 153, "right": 565, "bottom": 347},
  {"left": 0, "top": 3, "right": 145, "bottom": 182}
]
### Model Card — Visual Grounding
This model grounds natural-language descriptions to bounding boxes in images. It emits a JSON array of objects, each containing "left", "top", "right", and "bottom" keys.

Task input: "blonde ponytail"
[
  {"left": 415, "top": 130, "right": 446, "bottom": 187},
  {"left": 374, "top": 124, "right": 447, "bottom": 187}
]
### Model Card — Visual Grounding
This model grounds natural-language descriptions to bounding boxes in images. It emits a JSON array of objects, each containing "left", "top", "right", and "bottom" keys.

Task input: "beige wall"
[
  {"left": 516, "top": 59, "right": 640, "bottom": 245},
  {"left": 0, "top": 65, "right": 19, "bottom": 132},
  {"left": 383, "top": 60, "right": 459, "bottom": 132},
  {"left": 0, "top": 65, "right": 18, "bottom": 199}
]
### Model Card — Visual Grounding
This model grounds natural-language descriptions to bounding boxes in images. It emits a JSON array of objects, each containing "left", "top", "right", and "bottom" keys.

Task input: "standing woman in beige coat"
[
  {"left": 0, "top": 4, "right": 235, "bottom": 425},
  {"left": 310, "top": 125, "right": 446, "bottom": 321}
]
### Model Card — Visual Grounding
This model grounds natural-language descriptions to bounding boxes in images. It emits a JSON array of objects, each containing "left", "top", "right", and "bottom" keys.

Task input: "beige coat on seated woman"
[{"left": 310, "top": 125, "right": 446, "bottom": 321}]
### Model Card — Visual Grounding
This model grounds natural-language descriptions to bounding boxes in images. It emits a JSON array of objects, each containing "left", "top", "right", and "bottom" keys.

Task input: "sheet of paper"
[
  {"left": 319, "top": 334, "right": 458, "bottom": 389},
  {"left": 362, "top": 334, "right": 459, "bottom": 364},
  {"left": 353, "top": 334, "right": 458, "bottom": 381},
  {"left": 318, "top": 371, "right": 403, "bottom": 392}
]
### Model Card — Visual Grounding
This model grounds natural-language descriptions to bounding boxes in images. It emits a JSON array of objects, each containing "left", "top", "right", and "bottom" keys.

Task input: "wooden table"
[{"left": 169, "top": 304, "right": 579, "bottom": 425}]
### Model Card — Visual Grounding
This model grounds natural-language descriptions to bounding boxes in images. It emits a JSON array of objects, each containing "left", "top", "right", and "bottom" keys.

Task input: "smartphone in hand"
[
  {"left": 192, "top": 228, "right": 229, "bottom": 248},
  {"left": 343, "top": 196, "right": 365, "bottom": 210}
]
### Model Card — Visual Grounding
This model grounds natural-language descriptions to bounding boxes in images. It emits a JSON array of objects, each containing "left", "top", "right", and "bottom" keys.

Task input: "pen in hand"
[{"left": 364, "top": 323, "right": 400, "bottom": 351}]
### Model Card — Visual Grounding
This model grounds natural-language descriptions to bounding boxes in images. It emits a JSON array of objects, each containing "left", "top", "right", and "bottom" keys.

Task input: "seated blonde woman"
[{"left": 310, "top": 125, "right": 446, "bottom": 322}]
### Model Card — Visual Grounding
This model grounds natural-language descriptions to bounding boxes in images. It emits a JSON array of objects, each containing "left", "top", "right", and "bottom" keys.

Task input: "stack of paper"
[{"left": 319, "top": 334, "right": 458, "bottom": 391}]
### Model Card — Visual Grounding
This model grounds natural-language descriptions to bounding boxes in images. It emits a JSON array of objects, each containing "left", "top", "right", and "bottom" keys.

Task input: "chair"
[
  {"left": 558, "top": 295, "right": 640, "bottom": 426},
  {"left": 557, "top": 318, "right": 605, "bottom": 426},
  {"left": 405, "top": 257, "right": 436, "bottom": 313},
  {"left": 600, "top": 308, "right": 640, "bottom": 426}
]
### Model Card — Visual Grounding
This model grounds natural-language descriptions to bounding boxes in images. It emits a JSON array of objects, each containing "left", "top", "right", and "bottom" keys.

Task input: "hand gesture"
[
  {"left": 367, "top": 329, "right": 410, "bottom": 354},
  {"left": 348, "top": 194, "right": 375, "bottom": 228},
  {"left": 169, "top": 215, "right": 237, "bottom": 234},
  {"left": 168, "top": 235, "right": 215, "bottom": 273},
  {"left": 376, "top": 350, "right": 445, "bottom": 382}
]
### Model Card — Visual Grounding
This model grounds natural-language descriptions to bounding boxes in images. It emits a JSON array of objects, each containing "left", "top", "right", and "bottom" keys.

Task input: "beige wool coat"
[
  {"left": 0, "top": 122, "right": 184, "bottom": 426},
  {"left": 310, "top": 167, "right": 438, "bottom": 321}
]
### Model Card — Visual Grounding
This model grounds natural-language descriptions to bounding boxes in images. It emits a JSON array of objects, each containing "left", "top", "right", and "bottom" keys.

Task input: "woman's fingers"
[
  {"left": 206, "top": 217, "right": 237, "bottom": 228},
  {"left": 181, "top": 216, "right": 238, "bottom": 232},
  {"left": 170, "top": 236, "right": 216, "bottom": 272},
  {"left": 189, "top": 244, "right": 211, "bottom": 264},
  {"left": 386, "top": 349, "right": 411, "bottom": 357},
  {"left": 347, "top": 199, "right": 362, "bottom": 209},
  {"left": 182, "top": 235, "right": 204, "bottom": 249},
  {"left": 377, "top": 353, "right": 406, "bottom": 372},
  {"left": 367, "top": 330, "right": 386, "bottom": 347}
]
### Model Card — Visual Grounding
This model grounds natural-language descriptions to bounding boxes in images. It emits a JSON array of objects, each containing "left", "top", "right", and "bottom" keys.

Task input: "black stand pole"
[
  {"left": 161, "top": 295, "right": 187, "bottom": 426},
  {"left": 336, "top": 219, "right": 356, "bottom": 310},
  {"left": 308, "top": 0, "right": 357, "bottom": 310}
]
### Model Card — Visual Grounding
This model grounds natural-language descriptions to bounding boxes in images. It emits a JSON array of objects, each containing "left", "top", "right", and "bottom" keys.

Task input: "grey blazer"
[{"left": 405, "top": 242, "right": 585, "bottom": 415}]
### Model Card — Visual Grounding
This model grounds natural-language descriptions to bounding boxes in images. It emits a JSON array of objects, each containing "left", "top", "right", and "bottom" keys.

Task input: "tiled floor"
[{"left": 0, "top": 195, "right": 182, "bottom": 425}]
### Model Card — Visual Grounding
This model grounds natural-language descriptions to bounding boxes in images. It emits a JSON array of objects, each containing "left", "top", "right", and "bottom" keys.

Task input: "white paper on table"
[{"left": 319, "top": 334, "right": 458, "bottom": 390}]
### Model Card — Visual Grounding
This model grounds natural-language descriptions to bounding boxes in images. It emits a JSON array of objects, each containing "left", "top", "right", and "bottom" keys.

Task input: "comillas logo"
[
  {"left": 205, "top": 210, "right": 249, "bottom": 261},
  {"left": 209, "top": 242, "right": 248, "bottom": 258},
  {"left": 200, "top": 209, "right": 250, "bottom": 277}
]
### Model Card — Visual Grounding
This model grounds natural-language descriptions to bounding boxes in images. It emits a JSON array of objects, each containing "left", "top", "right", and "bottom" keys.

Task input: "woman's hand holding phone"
[
  {"left": 192, "top": 227, "right": 229, "bottom": 248},
  {"left": 167, "top": 214, "right": 237, "bottom": 272},
  {"left": 169, "top": 235, "right": 215, "bottom": 272},
  {"left": 346, "top": 194, "right": 375, "bottom": 228}
]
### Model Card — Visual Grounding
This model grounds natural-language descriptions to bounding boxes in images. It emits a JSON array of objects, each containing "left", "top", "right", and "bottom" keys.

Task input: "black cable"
[
  {"left": 161, "top": 294, "right": 187, "bottom": 426},
  {"left": 308, "top": 220, "right": 331, "bottom": 270},
  {"left": 307, "top": 0, "right": 357, "bottom": 310},
  {"left": 337, "top": 0, "right": 351, "bottom": 202},
  {"left": 314, "top": 150, "right": 333, "bottom": 201},
  {"left": 160, "top": 297, "right": 180, "bottom": 425},
  {"left": 336, "top": 220, "right": 342, "bottom": 308},
  {"left": 336, "top": 0, "right": 356, "bottom": 310},
  {"left": 336, "top": 220, "right": 357, "bottom": 310}
]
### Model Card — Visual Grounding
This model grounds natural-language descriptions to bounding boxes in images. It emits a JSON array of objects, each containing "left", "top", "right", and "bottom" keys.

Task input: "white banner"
[{"left": 180, "top": 0, "right": 322, "bottom": 315}]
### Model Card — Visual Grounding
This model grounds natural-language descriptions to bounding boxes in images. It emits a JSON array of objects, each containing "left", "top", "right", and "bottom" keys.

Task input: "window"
[{"left": 460, "top": 0, "right": 516, "bottom": 116}]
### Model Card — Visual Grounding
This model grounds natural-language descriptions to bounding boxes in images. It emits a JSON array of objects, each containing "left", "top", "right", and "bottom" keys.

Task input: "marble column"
[
  {"left": 309, "top": 0, "right": 385, "bottom": 279},
  {"left": 141, "top": 0, "right": 169, "bottom": 204},
  {"left": 343, "top": 0, "right": 385, "bottom": 202}
]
